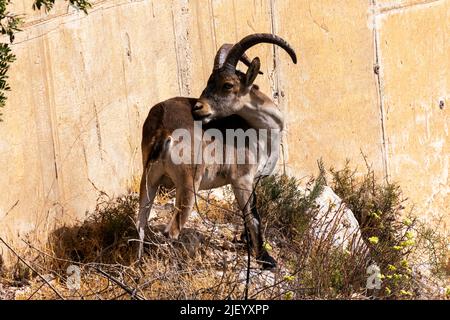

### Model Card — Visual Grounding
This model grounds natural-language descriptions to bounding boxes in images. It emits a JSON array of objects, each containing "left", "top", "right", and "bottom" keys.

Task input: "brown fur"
[
  {"left": 137, "top": 97, "right": 276, "bottom": 269},
  {"left": 138, "top": 41, "right": 290, "bottom": 270}
]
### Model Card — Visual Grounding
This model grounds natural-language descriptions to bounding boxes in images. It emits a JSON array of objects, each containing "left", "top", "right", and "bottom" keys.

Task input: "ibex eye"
[{"left": 223, "top": 83, "right": 233, "bottom": 90}]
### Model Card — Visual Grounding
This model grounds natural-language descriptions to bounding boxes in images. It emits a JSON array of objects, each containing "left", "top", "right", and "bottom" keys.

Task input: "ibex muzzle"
[{"left": 192, "top": 99, "right": 213, "bottom": 121}]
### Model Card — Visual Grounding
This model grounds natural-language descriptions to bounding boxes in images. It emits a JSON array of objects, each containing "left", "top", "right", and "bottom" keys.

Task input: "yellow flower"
[
  {"left": 263, "top": 242, "right": 273, "bottom": 252},
  {"left": 285, "top": 291, "right": 294, "bottom": 300},
  {"left": 368, "top": 236, "right": 379, "bottom": 245},
  {"left": 370, "top": 211, "right": 381, "bottom": 220},
  {"left": 400, "top": 239, "right": 415, "bottom": 247},
  {"left": 405, "top": 231, "right": 414, "bottom": 240},
  {"left": 393, "top": 245, "right": 403, "bottom": 251},
  {"left": 385, "top": 287, "right": 392, "bottom": 295},
  {"left": 403, "top": 218, "right": 413, "bottom": 226},
  {"left": 283, "top": 275, "right": 295, "bottom": 282},
  {"left": 388, "top": 264, "right": 397, "bottom": 271},
  {"left": 400, "top": 290, "right": 413, "bottom": 297},
  {"left": 445, "top": 287, "right": 450, "bottom": 298},
  {"left": 401, "top": 259, "right": 409, "bottom": 268}
]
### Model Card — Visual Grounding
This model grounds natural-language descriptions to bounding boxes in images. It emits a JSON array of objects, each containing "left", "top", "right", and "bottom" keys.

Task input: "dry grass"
[{"left": 1, "top": 190, "right": 296, "bottom": 300}]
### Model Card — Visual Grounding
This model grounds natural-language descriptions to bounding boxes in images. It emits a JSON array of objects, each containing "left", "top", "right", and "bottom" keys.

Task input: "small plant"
[
  {"left": 0, "top": 0, "right": 22, "bottom": 119},
  {"left": 256, "top": 161, "right": 326, "bottom": 237},
  {"left": 0, "top": 0, "right": 92, "bottom": 121},
  {"left": 255, "top": 162, "right": 371, "bottom": 298},
  {"left": 33, "top": 0, "right": 92, "bottom": 14},
  {"left": 254, "top": 158, "right": 448, "bottom": 299},
  {"left": 0, "top": 2, "right": 21, "bottom": 43},
  {"left": 0, "top": 43, "right": 16, "bottom": 112},
  {"left": 49, "top": 194, "right": 138, "bottom": 269},
  {"left": 330, "top": 159, "right": 449, "bottom": 298},
  {"left": 413, "top": 217, "right": 450, "bottom": 278}
]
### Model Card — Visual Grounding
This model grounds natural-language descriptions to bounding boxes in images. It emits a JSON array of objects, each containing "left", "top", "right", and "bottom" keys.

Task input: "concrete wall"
[
  {"left": 0, "top": 0, "right": 448, "bottom": 259},
  {"left": 375, "top": 0, "right": 449, "bottom": 224}
]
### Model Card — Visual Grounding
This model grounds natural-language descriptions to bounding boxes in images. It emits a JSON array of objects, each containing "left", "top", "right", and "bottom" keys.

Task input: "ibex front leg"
[{"left": 232, "top": 179, "right": 277, "bottom": 270}]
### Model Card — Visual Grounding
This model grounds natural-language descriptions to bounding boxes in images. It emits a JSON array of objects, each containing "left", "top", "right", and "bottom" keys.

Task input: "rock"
[
  {"left": 309, "top": 186, "right": 368, "bottom": 254},
  {"left": 237, "top": 269, "right": 276, "bottom": 287},
  {"left": 0, "top": 284, "right": 15, "bottom": 300},
  {"left": 187, "top": 184, "right": 369, "bottom": 255}
]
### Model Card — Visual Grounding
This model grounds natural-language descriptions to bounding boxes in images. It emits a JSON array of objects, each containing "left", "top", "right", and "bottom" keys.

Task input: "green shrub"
[
  {"left": 256, "top": 161, "right": 326, "bottom": 237},
  {"left": 256, "top": 159, "right": 448, "bottom": 299},
  {"left": 330, "top": 160, "right": 448, "bottom": 299}
]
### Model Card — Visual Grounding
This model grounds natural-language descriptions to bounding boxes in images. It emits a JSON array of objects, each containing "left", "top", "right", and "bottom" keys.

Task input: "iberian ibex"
[{"left": 138, "top": 34, "right": 297, "bottom": 269}]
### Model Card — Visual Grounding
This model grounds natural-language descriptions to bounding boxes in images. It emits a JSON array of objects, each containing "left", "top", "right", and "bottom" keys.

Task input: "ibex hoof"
[
  {"left": 137, "top": 245, "right": 146, "bottom": 265},
  {"left": 239, "top": 231, "right": 253, "bottom": 247},
  {"left": 162, "top": 228, "right": 179, "bottom": 240},
  {"left": 258, "top": 252, "right": 277, "bottom": 270}
]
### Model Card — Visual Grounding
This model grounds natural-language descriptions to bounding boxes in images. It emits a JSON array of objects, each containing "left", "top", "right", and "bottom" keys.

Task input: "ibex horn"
[{"left": 224, "top": 33, "right": 297, "bottom": 71}]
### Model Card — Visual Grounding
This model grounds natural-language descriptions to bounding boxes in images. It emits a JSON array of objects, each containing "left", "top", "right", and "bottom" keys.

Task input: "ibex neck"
[
  {"left": 237, "top": 87, "right": 283, "bottom": 177},
  {"left": 237, "top": 88, "right": 284, "bottom": 131}
]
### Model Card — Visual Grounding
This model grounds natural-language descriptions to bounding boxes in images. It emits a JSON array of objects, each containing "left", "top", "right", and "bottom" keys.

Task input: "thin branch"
[
  {"left": 0, "top": 236, "right": 65, "bottom": 300},
  {"left": 92, "top": 267, "right": 145, "bottom": 300}
]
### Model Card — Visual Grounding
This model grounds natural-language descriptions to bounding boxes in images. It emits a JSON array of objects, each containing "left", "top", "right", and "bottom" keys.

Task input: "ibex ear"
[{"left": 245, "top": 57, "right": 261, "bottom": 87}]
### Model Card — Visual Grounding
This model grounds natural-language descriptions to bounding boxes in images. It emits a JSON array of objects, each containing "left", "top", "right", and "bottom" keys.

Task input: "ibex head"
[{"left": 193, "top": 33, "right": 297, "bottom": 123}]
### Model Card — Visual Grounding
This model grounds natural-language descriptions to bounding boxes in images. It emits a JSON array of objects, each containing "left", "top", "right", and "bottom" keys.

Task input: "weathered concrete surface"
[
  {"left": 374, "top": 0, "right": 449, "bottom": 228},
  {"left": 0, "top": 0, "right": 448, "bottom": 262},
  {"left": 274, "top": 0, "right": 385, "bottom": 180},
  {"left": 0, "top": 0, "right": 181, "bottom": 252}
]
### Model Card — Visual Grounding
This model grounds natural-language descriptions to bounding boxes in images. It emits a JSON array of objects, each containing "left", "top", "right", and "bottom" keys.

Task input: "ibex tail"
[{"left": 144, "top": 128, "right": 171, "bottom": 169}]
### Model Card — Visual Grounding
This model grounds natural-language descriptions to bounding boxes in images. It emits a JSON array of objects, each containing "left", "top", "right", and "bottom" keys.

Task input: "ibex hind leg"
[
  {"left": 164, "top": 179, "right": 199, "bottom": 240},
  {"left": 232, "top": 183, "right": 277, "bottom": 270},
  {"left": 137, "top": 164, "right": 163, "bottom": 261}
]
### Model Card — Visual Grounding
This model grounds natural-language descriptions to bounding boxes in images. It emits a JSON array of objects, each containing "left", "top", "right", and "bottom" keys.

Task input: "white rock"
[
  {"left": 195, "top": 185, "right": 368, "bottom": 254},
  {"left": 309, "top": 186, "right": 368, "bottom": 254}
]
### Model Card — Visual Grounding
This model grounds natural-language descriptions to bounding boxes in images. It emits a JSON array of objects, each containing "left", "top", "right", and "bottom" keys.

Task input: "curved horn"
[
  {"left": 224, "top": 33, "right": 297, "bottom": 71},
  {"left": 214, "top": 43, "right": 263, "bottom": 74},
  {"left": 214, "top": 44, "right": 233, "bottom": 70}
]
